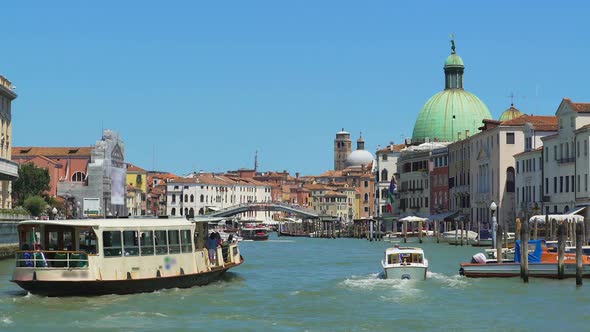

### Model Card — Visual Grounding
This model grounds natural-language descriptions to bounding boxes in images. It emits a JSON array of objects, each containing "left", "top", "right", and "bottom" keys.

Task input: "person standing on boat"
[{"left": 206, "top": 233, "right": 218, "bottom": 265}]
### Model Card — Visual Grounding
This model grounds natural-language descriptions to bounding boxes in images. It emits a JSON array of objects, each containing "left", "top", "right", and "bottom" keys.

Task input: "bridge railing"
[{"left": 207, "top": 202, "right": 318, "bottom": 218}]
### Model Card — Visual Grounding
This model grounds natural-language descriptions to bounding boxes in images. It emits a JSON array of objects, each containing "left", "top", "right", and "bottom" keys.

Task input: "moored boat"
[
  {"left": 441, "top": 230, "right": 478, "bottom": 245},
  {"left": 11, "top": 218, "right": 243, "bottom": 296},
  {"left": 381, "top": 245, "right": 428, "bottom": 280},
  {"left": 459, "top": 240, "right": 590, "bottom": 278}
]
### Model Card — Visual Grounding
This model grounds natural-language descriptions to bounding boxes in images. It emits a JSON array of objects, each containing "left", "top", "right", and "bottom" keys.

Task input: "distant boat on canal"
[{"left": 240, "top": 223, "right": 269, "bottom": 241}]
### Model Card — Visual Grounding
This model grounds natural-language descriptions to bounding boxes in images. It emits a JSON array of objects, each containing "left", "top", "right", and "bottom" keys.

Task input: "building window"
[
  {"left": 506, "top": 133, "right": 515, "bottom": 144},
  {"left": 545, "top": 147, "right": 548, "bottom": 162},
  {"left": 172, "top": 194, "right": 176, "bottom": 203},
  {"left": 184, "top": 194, "right": 188, "bottom": 202},
  {"left": 190, "top": 194, "right": 194, "bottom": 202},
  {"left": 171, "top": 207, "right": 176, "bottom": 216},
  {"left": 506, "top": 167, "right": 515, "bottom": 193},
  {"left": 364, "top": 181, "right": 369, "bottom": 188},
  {"left": 381, "top": 169, "right": 388, "bottom": 182},
  {"left": 554, "top": 146, "right": 557, "bottom": 160},
  {"left": 200, "top": 194, "right": 204, "bottom": 202},
  {"left": 560, "top": 176, "right": 563, "bottom": 193},
  {"left": 545, "top": 178, "right": 548, "bottom": 194},
  {"left": 71, "top": 171, "right": 85, "bottom": 182},
  {"left": 382, "top": 154, "right": 388, "bottom": 161},
  {"left": 553, "top": 177, "right": 557, "bottom": 193}
]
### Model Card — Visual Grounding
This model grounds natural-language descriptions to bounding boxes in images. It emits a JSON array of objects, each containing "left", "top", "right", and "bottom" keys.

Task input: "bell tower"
[{"left": 334, "top": 128, "right": 352, "bottom": 171}]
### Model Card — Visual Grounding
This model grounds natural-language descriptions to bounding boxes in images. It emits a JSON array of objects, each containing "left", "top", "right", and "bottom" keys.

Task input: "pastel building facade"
[
  {"left": 0, "top": 75, "right": 18, "bottom": 208},
  {"left": 13, "top": 129, "right": 127, "bottom": 217}
]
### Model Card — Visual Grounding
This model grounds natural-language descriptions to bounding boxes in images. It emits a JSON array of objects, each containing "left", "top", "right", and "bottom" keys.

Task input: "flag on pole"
[{"left": 387, "top": 176, "right": 396, "bottom": 213}]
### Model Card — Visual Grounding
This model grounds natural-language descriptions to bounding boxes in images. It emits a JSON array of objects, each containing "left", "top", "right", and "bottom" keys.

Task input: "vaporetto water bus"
[{"left": 11, "top": 217, "right": 243, "bottom": 296}]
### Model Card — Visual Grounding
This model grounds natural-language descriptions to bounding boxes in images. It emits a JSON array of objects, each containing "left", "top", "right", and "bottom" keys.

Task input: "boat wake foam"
[{"left": 427, "top": 271, "right": 469, "bottom": 288}]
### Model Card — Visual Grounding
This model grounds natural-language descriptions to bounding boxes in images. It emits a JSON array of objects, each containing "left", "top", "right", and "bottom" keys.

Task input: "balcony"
[{"left": 0, "top": 158, "right": 18, "bottom": 181}]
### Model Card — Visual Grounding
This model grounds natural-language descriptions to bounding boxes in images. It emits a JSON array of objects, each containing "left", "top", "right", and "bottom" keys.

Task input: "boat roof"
[
  {"left": 18, "top": 217, "right": 198, "bottom": 229},
  {"left": 385, "top": 246, "right": 424, "bottom": 254}
]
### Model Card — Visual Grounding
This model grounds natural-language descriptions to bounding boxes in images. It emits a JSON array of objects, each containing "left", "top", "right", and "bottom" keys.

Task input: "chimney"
[
  {"left": 465, "top": 129, "right": 470, "bottom": 138},
  {"left": 457, "top": 132, "right": 462, "bottom": 141},
  {"left": 296, "top": 172, "right": 300, "bottom": 178}
]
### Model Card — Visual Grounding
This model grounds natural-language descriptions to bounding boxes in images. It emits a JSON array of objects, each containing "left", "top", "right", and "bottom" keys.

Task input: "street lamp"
[
  {"left": 76, "top": 201, "right": 81, "bottom": 218},
  {"left": 52, "top": 207, "right": 58, "bottom": 220},
  {"left": 490, "top": 201, "right": 497, "bottom": 248}
]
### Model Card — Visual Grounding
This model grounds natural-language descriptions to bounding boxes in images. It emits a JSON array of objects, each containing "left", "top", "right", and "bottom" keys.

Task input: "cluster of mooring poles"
[
  {"left": 351, "top": 219, "right": 384, "bottom": 241},
  {"left": 516, "top": 217, "right": 586, "bottom": 285}
]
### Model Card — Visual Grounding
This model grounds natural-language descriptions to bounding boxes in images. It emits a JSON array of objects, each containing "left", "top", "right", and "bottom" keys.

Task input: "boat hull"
[
  {"left": 459, "top": 262, "right": 590, "bottom": 278},
  {"left": 383, "top": 266, "right": 427, "bottom": 280},
  {"left": 12, "top": 259, "right": 243, "bottom": 297}
]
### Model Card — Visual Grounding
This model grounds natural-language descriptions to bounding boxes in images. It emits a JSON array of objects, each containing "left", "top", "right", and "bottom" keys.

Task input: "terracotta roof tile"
[
  {"left": 127, "top": 163, "right": 147, "bottom": 172},
  {"left": 376, "top": 143, "right": 406, "bottom": 154},
  {"left": 12, "top": 146, "right": 92, "bottom": 157},
  {"left": 497, "top": 114, "right": 558, "bottom": 131},
  {"left": 565, "top": 98, "right": 590, "bottom": 113}
]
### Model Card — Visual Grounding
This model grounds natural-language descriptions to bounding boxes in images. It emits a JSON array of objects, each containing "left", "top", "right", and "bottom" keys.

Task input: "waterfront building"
[
  {"left": 13, "top": 129, "right": 128, "bottom": 217},
  {"left": 430, "top": 146, "right": 449, "bottom": 217},
  {"left": 375, "top": 143, "right": 404, "bottom": 215},
  {"left": 126, "top": 163, "right": 148, "bottom": 216},
  {"left": 469, "top": 114, "right": 556, "bottom": 231},
  {"left": 541, "top": 98, "right": 590, "bottom": 217},
  {"left": 397, "top": 142, "right": 449, "bottom": 218},
  {"left": 513, "top": 115, "right": 557, "bottom": 218},
  {"left": 0, "top": 75, "right": 18, "bottom": 208},
  {"left": 166, "top": 173, "right": 272, "bottom": 221},
  {"left": 447, "top": 131, "right": 472, "bottom": 222},
  {"left": 334, "top": 129, "right": 352, "bottom": 171},
  {"left": 306, "top": 183, "right": 355, "bottom": 221},
  {"left": 147, "top": 171, "right": 177, "bottom": 216}
]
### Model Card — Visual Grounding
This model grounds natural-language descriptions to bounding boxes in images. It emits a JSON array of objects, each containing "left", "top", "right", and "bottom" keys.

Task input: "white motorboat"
[{"left": 381, "top": 245, "right": 428, "bottom": 280}]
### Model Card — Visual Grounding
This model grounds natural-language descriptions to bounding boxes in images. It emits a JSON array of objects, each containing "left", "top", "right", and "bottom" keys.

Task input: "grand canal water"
[{"left": 1, "top": 234, "right": 589, "bottom": 331}]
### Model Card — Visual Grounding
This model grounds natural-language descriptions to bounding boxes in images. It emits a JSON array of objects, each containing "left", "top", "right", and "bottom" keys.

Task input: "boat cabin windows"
[
  {"left": 168, "top": 230, "right": 180, "bottom": 254},
  {"left": 103, "top": 231, "right": 122, "bottom": 257},
  {"left": 181, "top": 230, "right": 192, "bottom": 253},
  {"left": 155, "top": 230, "right": 168, "bottom": 255},
  {"left": 123, "top": 231, "right": 139, "bottom": 256},
  {"left": 103, "top": 228, "right": 194, "bottom": 257},
  {"left": 141, "top": 231, "right": 155, "bottom": 255},
  {"left": 388, "top": 252, "right": 423, "bottom": 265},
  {"left": 79, "top": 229, "right": 98, "bottom": 254}
]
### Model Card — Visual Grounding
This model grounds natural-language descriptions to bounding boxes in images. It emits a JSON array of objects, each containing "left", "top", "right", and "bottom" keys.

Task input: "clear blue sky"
[{"left": 4, "top": 1, "right": 590, "bottom": 176}]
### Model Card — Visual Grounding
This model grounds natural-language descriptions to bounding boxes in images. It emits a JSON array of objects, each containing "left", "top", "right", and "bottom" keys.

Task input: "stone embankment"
[{"left": 0, "top": 213, "right": 30, "bottom": 259}]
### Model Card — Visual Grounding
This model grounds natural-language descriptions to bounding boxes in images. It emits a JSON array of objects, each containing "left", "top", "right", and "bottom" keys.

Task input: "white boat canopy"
[
  {"left": 528, "top": 214, "right": 584, "bottom": 224},
  {"left": 399, "top": 216, "right": 429, "bottom": 223}
]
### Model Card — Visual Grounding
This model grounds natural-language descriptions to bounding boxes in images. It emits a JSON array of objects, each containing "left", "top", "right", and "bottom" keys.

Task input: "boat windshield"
[{"left": 387, "top": 253, "right": 423, "bottom": 264}]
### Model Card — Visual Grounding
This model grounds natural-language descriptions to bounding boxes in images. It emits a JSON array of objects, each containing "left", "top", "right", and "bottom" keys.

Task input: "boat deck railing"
[{"left": 15, "top": 250, "right": 89, "bottom": 269}]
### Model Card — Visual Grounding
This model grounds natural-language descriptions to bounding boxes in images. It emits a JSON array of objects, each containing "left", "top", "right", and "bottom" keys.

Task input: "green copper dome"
[
  {"left": 499, "top": 105, "right": 523, "bottom": 122},
  {"left": 411, "top": 41, "right": 492, "bottom": 143},
  {"left": 445, "top": 54, "right": 464, "bottom": 67}
]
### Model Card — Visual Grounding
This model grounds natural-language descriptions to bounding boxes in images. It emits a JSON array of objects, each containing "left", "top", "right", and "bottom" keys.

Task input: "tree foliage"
[
  {"left": 13, "top": 163, "right": 51, "bottom": 204},
  {"left": 23, "top": 195, "right": 47, "bottom": 217}
]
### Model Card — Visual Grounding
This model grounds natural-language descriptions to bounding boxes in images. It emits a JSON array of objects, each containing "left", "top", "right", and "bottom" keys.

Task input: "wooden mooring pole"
[
  {"left": 418, "top": 220, "right": 423, "bottom": 244},
  {"left": 520, "top": 219, "right": 529, "bottom": 283},
  {"left": 576, "top": 222, "right": 583, "bottom": 286},
  {"left": 558, "top": 222, "right": 566, "bottom": 280},
  {"left": 496, "top": 224, "right": 503, "bottom": 264},
  {"left": 403, "top": 220, "right": 407, "bottom": 243}
]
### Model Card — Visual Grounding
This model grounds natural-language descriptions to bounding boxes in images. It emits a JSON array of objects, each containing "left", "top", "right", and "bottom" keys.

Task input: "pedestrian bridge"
[{"left": 206, "top": 202, "right": 319, "bottom": 219}]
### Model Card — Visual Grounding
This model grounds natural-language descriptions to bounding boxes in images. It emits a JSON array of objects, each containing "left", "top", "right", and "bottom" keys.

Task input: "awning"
[
  {"left": 567, "top": 206, "right": 586, "bottom": 215},
  {"left": 428, "top": 210, "right": 460, "bottom": 221}
]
